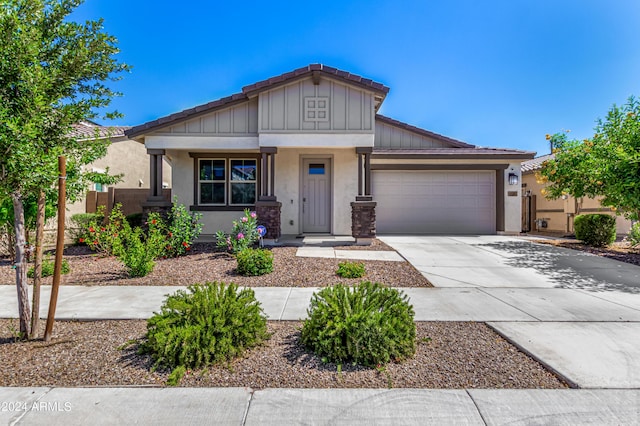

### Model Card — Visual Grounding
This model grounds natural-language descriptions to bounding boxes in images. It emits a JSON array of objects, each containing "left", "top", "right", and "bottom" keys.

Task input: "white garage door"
[{"left": 373, "top": 170, "right": 496, "bottom": 234}]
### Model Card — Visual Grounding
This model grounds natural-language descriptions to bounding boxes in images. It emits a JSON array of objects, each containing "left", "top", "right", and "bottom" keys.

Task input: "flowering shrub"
[
  {"left": 215, "top": 209, "right": 259, "bottom": 253},
  {"left": 85, "top": 206, "right": 165, "bottom": 277},
  {"left": 163, "top": 198, "right": 203, "bottom": 257},
  {"left": 86, "top": 205, "right": 127, "bottom": 256}
]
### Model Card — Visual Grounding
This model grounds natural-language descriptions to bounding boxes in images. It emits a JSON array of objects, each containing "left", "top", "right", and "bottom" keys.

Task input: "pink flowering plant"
[{"left": 215, "top": 209, "right": 259, "bottom": 253}]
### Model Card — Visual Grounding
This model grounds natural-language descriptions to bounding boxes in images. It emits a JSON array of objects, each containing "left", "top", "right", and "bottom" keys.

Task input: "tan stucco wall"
[
  {"left": 168, "top": 150, "right": 240, "bottom": 236},
  {"left": 170, "top": 147, "right": 358, "bottom": 237},
  {"left": 66, "top": 138, "right": 172, "bottom": 218},
  {"left": 522, "top": 172, "right": 631, "bottom": 235},
  {"left": 276, "top": 147, "right": 358, "bottom": 235}
]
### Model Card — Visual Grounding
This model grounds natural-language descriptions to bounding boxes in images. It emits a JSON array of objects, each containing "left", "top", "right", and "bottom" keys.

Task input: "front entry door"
[{"left": 302, "top": 158, "right": 331, "bottom": 233}]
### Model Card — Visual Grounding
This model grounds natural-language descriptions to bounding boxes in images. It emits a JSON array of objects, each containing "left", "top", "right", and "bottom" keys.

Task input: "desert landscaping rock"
[
  {"left": 0, "top": 320, "right": 566, "bottom": 389},
  {"left": 0, "top": 242, "right": 431, "bottom": 288}
]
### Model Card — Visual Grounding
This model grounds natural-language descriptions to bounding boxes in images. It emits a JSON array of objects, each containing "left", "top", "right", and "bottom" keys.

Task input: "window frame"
[{"left": 190, "top": 153, "right": 260, "bottom": 211}]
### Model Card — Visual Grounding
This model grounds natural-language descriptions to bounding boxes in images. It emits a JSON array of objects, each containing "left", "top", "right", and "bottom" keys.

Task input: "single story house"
[
  {"left": 125, "top": 64, "right": 534, "bottom": 241},
  {"left": 521, "top": 154, "right": 632, "bottom": 236}
]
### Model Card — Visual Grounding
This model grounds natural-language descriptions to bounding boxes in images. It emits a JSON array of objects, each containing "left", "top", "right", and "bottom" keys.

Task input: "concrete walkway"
[
  {"left": 2, "top": 387, "right": 638, "bottom": 425},
  {"left": 1, "top": 235, "right": 640, "bottom": 424}
]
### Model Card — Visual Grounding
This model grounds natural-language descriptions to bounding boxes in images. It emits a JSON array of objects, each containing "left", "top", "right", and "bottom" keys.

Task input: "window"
[
  {"left": 308, "top": 163, "right": 325, "bottom": 175},
  {"left": 197, "top": 158, "right": 257, "bottom": 207}
]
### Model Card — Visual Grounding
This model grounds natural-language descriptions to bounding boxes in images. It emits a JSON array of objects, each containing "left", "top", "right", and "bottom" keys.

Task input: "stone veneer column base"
[
  {"left": 255, "top": 201, "right": 282, "bottom": 240},
  {"left": 351, "top": 201, "right": 376, "bottom": 245},
  {"left": 141, "top": 200, "right": 172, "bottom": 225}
]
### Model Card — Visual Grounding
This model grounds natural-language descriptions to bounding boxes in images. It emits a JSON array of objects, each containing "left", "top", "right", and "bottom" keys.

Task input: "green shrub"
[
  {"left": 112, "top": 213, "right": 166, "bottom": 277},
  {"left": 27, "top": 257, "right": 70, "bottom": 278},
  {"left": 139, "top": 282, "right": 269, "bottom": 384},
  {"left": 236, "top": 248, "right": 274, "bottom": 276},
  {"left": 215, "top": 209, "right": 259, "bottom": 253},
  {"left": 301, "top": 282, "right": 416, "bottom": 367},
  {"left": 574, "top": 214, "right": 617, "bottom": 247},
  {"left": 336, "top": 261, "right": 365, "bottom": 278},
  {"left": 70, "top": 213, "right": 103, "bottom": 245},
  {"left": 163, "top": 197, "right": 203, "bottom": 257},
  {"left": 86, "top": 205, "right": 127, "bottom": 256},
  {"left": 627, "top": 222, "right": 640, "bottom": 247}
]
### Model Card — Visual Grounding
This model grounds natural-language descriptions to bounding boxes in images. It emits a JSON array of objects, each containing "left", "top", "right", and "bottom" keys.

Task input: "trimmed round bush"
[
  {"left": 236, "top": 248, "right": 273, "bottom": 276},
  {"left": 301, "top": 282, "right": 416, "bottom": 366},
  {"left": 139, "top": 282, "right": 268, "bottom": 375},
  {"left": 574, "top": 214, "right": 616, "bottom": 247}
]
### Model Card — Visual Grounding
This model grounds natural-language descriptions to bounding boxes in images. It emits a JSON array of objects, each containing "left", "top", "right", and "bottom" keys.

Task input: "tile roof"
[
  {"left": 521, "top": 154, "right": 554, "bottom": 173},
  {"left": 126, "top": 64, "right": 389, "bottom": 139},
  {"left": 70, "top": 121, "right": 130, "bottom": 140},
  {"left": 242, "top": 64, "right": 389, "bottom": 96},
  {"left": 373, "top": 148, "right": 536, "bottom": 159},
  {"left": 375, "top": 114, "right": 475, "bottom": 148}
]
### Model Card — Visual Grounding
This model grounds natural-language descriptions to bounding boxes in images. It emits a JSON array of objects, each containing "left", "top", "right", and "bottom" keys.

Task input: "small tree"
[
  {"left": 0, "top": 0, "right": 130, "bottom": 337},
  {"left": 539, "top": 97, "right": 640, "bottom": 221}
]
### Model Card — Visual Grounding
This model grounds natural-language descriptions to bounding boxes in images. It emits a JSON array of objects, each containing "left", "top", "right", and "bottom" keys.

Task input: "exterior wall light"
[{"left": 508, "top": 173, "right": 519, "bottom": 185}]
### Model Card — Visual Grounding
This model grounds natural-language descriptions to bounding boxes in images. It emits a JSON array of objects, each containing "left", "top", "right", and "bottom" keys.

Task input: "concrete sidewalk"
[{"left": 2, "top": 387, "right": 638, "bottom": 425}]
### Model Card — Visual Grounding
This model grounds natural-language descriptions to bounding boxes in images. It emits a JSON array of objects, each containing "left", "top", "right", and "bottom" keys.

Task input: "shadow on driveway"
[{"left": 477, "top": 241, "right": 640, "bottom": 294}]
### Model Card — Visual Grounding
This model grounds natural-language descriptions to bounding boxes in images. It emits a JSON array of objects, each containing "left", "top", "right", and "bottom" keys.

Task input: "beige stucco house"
[
  {"left": 521, "top": 154, "right": 632, "bottom": 236},
  {"left": 67, "top": 121, "right": 172, "bottom": 217},
  {"left": 126, "top": 64, "right": 534, "bottom": 240}
]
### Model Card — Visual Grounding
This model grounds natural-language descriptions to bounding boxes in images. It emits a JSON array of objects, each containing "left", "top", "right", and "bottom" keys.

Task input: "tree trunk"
[
  {"left": 11, "top": 193, "right": 30, "bottom": 338},
  {"left": 30, "top": 189, "right": 45, "bottom": 339}
]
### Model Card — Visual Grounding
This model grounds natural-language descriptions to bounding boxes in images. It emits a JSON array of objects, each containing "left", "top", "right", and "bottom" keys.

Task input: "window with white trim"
[{"left": 198, "top": 158, "right": 257, "bottom": 206}]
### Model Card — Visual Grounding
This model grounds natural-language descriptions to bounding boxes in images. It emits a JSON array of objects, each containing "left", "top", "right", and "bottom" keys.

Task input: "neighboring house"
[
  {"left": 126, "top": 64, "right": 534, "bottom": 240},
  {"left": 67, "top": 121, "right": 172, "bottom": 218},
  {"left": 521, "top": 154, "right": 631, "bottom": 236}
]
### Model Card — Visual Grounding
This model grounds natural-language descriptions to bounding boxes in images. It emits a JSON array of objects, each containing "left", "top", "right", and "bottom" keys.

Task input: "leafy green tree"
[
  {"left": 0, "top": 0, "right": 129, "bottom": 337},
  {"left": 539, "top": 97, "right": 640, "bottom": 221}
]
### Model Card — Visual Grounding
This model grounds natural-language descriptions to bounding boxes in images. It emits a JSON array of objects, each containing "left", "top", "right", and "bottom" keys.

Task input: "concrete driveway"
[{"left": 379, "top": 235, "right": 640, "bottom": 389}]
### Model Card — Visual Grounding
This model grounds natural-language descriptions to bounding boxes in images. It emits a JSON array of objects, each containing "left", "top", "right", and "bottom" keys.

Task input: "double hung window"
[{"left": 198, "top": 158, "right": 257, "bottom": 206}]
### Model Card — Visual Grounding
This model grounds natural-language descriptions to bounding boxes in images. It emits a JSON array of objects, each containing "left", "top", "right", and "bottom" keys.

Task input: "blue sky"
[{"left": 73, "top": 0, "right": 640, "bottom": 157}]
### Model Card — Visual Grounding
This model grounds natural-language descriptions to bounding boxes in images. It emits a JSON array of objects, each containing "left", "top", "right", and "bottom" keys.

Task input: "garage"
[{"left": 372, "top": 170, "right": 496, "bottom": 234}]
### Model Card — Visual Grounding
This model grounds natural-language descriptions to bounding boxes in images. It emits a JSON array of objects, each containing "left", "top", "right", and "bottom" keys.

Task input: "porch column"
[
  {"left": 142, "top": 149, "right": 172, "bottom": 219},
  {"left": 259, "top": 147, "right": 277, "bottom": 202},
  {"left": 355, "top": 147, "right": 373, "bottom": 201},
  {"left": 256, "top": 147, "right": 281, "bottom": 240},
  {"left": 352, "top": 147, "right": 375, "bottom": 245},
  {"left": 147, "top": 149, "right": 166, "bottom": 202}
]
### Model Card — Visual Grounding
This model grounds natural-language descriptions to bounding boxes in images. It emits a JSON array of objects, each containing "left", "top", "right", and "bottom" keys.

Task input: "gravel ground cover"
[
  {"left": 0, "top": 240, "right": 431, "bottom": 288},
  {"left": 0, "top": 319, "right": 567, "bottom": 389}
]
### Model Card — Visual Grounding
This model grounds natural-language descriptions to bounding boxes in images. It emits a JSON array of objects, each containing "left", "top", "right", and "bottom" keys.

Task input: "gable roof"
[
  {"left": 375, "top": 114, "right": 475, "bottom": 148},
  {"left": 126, "top": 64, "right": 389, "bottom": 139},
  {"left": 521, "top": 154, "right": 553, "bottom": 173}
]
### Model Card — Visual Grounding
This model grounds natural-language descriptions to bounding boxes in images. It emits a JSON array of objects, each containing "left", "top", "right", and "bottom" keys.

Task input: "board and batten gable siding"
[
  {"left": 259, "top": 77, "right": 375, "bottom": 133},
  {"left": 151, "top": 98, "right": 259, "bottom": 136},
  {"left": 374, "top": 121, "right": 452, "bottom": 149}
]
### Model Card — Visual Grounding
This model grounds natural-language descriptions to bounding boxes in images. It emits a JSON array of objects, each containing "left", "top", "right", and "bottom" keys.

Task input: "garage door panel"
[{"left": 373, "top": 170, "right": 496, "bottom": 234}]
